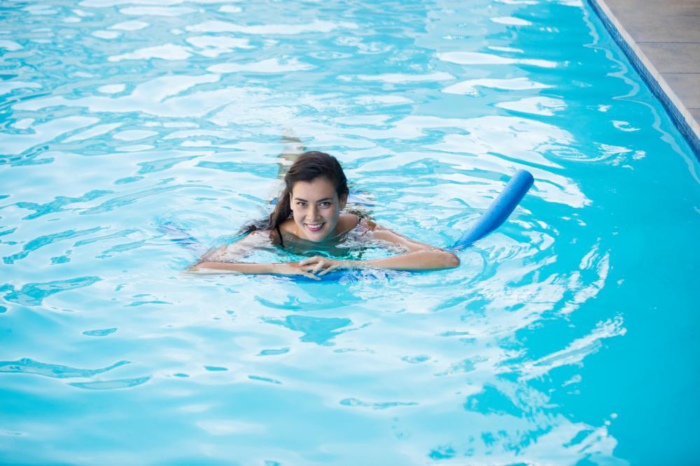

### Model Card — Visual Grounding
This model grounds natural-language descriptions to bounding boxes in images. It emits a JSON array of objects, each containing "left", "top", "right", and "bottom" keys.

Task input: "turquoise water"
[{"left": 1, "top": 0, "right": 699, "bottom": 464}]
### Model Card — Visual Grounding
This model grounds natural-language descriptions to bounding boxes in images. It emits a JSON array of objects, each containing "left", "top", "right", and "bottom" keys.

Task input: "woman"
[{"left": 189, "top": 151, "right": 459, "bottom": 280}]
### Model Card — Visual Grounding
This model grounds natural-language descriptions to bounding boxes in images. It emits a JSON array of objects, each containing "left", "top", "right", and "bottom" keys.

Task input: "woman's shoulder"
[
  {"left": 277, "top": 218, "right": 296, "bottom": 234},
  {"left": 338, "top": 213, "right": 360, "bottom": 232}
]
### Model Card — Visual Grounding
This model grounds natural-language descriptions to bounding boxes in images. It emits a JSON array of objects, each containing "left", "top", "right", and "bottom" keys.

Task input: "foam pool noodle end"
[{"left": 451, "top": 170, "right": 534, "bottom": 251}]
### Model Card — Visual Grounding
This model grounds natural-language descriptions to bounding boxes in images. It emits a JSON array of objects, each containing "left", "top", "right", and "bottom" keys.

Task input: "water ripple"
[
  {"left": 257, "top": 348, "right": 290, "bottom": 357},
  {"left": 0, "top": 116, "right": 98, "bottom": 160},
  {"left": 261, "top": 315, "right": 353, "bottom": 346},
  {"left": 14, "top": 190, "right": 112, "bottom": 220},
  {"left": 74, "top": 229, "right": 139, "bottom": 247},
  {"left": 3, "top": 276, "right": 101, "bottom": 306},
  {"left": 248, "top": 375, "right": 282, "bottom": 385},
  {"left": 339, "top": 398, "right": 418, "bottom": 410},
  {"left": 83, "top": 328, "right": 117, "bottom": 337},
  {"left": 516, "top": 316, "right": 626, "bottom": 380},
  {"left": 80, "top": 184, "right": 203, "bottom": 216},
  {"left": 3, "top": 227, "right": 102, "bottom": 264},
  {"left": 69, "top": 376, "right": 151, "bottom": 390},
  {"left": 0, "top": 358, "right": 128, "bottom": 379},
  {"left": 186, "top": 19, "right": 357, "bottom": 35}
]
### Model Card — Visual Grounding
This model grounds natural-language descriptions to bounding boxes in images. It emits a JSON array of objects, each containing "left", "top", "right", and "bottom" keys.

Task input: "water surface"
[{"left": 1, "top": 0, "right": 699, "bottom": 464}]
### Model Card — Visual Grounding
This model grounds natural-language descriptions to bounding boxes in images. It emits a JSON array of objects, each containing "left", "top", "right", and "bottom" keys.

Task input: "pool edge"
[{"left": 588, "top": 0, "right": 700, "bottom": 161}]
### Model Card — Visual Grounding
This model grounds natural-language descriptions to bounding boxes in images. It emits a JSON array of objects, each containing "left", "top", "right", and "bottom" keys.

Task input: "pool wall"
[{"left": 588, "top": 0, "right": 700, "bottom": 160}]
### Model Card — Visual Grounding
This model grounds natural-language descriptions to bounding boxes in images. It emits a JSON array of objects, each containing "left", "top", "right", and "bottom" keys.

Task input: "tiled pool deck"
[{"left": 591, "top": 0, "right": 700, "bottom": 156}]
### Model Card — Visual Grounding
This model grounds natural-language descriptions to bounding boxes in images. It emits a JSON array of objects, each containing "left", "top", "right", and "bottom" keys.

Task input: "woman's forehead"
[{"left": 291, "top": 178, "right": 337, "bottom": 199}]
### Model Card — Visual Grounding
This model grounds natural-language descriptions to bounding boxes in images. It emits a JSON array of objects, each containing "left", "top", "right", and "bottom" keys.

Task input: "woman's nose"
[{"left": 309, "top": 205, "right": 319, "bottom": 219}]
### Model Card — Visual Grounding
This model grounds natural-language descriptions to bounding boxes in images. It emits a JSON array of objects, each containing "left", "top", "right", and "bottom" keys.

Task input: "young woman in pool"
[{"left": 189, "top": 151, "right": 459, "bottom": 280}]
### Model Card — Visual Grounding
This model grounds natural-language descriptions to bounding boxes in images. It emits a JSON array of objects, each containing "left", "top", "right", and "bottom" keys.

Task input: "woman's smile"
[{"left": 305, "top": 222, "right": 324, "bottom": 232}]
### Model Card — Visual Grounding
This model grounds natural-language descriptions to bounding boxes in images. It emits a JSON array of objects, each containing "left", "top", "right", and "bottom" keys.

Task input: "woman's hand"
[
  {"left": 272, "top": 261, "right": 326, "bottom": 280},
  {"left": 299, "top": 256, "right": 352, "bottom": 277}
]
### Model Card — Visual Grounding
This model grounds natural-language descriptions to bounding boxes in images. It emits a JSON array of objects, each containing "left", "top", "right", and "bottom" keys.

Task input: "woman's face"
[{"left": 289, "top": 177, "right": 346, "bottom": 242}]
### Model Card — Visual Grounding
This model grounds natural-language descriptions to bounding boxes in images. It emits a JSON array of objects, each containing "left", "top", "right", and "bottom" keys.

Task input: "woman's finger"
[
  {"left": 312, "top": 260, "right": 326, "bottom": 274},
  {"left": 318, "top": 263, "right": 338, "bottom": 276},
  {"left": 299, "top": 256, "right": 322, "bottom": 266},
  {"left": 301, "top": 270, "right": 321, "bottom": 280},
  {"left": 299, "top": 264, "right": 315, "bottom": 272}
]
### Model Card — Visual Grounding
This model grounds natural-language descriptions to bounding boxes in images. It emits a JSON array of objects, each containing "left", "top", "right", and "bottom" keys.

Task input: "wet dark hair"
[{"left": 245, "top": 151, "right": 349, "bottom": 238}]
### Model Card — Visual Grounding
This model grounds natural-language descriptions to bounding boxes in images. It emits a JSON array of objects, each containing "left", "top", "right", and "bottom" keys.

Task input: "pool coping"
[{"left": 588, "top": 0, "right": 700, "bottom": 160}]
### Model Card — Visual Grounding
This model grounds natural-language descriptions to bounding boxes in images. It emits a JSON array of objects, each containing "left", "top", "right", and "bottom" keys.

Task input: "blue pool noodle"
[{"left": 451, "top": 169, "right": 534, "bottom": 250}]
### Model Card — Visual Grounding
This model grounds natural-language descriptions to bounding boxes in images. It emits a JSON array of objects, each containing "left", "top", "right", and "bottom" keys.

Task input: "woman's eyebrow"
[{"left": 294, "top": 197, "right": 333, "bottom": 202}]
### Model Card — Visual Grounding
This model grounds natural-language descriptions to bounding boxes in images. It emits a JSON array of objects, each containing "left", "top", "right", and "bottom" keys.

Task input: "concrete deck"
[{"left": 594, "top": 0, "right": 700, "bottom": 155}]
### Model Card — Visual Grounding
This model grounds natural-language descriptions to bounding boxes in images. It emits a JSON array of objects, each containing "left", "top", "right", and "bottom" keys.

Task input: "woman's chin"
[
  {"left": 299, "top": 226, "right": 327, "bottom": 242},
  {"left": 305, "top": 232, "right": 327, "bottom": 242}
]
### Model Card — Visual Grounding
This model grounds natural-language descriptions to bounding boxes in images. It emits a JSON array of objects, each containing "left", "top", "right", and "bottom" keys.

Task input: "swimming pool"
[{"left": 1, "top": 0, "right": 699, "bottom": 463}]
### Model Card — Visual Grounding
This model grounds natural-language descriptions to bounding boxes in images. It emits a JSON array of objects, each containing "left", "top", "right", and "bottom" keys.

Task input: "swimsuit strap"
[{"left": 276, "top": 224, "right": 285, "bottom": 248}]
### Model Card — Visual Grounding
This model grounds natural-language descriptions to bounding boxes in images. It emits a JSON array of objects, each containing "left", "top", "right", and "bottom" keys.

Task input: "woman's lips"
[{"left": 305, "top": 223, "right": 323, "bottom": 232}]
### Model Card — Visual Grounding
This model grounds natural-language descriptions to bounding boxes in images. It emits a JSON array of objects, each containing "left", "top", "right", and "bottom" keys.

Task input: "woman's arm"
[
  {"left": 187, "top": 231, "right": 322, "bottom": 280},
  {"left": 361, "top": 222, "right": 459, "bottom": 269},
  {"left": 300, "top": 220, "right": 459, "bottom": 275},
  {"left": 190, "top": 260, "right": 322, "bottom": 280}
]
